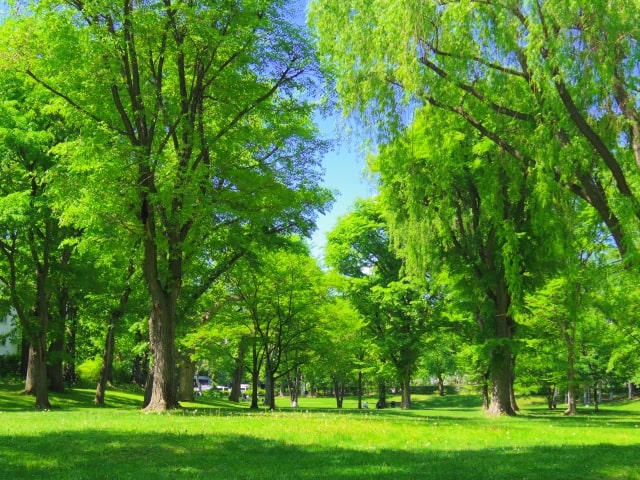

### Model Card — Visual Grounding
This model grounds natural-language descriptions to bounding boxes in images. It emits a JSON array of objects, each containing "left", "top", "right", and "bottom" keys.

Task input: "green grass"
[{"left": 1, "top": 381, "right": 639, "bottom": 479}]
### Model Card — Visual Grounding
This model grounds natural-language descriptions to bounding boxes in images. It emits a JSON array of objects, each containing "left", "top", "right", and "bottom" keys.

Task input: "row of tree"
[
  {"left": 2, "top": 0, "right": 640, "bottom": 416},
  {"left": 309, "top": 0, "right": 640, "bottom": 414}
]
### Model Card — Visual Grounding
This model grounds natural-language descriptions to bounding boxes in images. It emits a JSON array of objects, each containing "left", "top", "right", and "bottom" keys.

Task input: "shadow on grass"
[
  {"left": 411, "top": 394, "right": 483, "bottom": 410},
  {"left": 1, "top": 428, "right": 638, "bottom": 480}
]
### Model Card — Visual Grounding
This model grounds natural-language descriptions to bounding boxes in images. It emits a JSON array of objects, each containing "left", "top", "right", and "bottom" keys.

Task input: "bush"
[{"left": 76, "top": 357, "right": 103, "bottom": 385}]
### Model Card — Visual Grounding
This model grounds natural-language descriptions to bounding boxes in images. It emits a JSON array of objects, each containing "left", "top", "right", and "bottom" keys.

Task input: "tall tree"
[
  {"left": 0, "top": 72, "right": 75, "bottom": 408},
  {"left": 326, "top": 198, "right": 432, "bottom": 410},
  {"left": 3, "top": 0, "right": 331, "bottom": 411},
  {"left": 309, "top": 0, "right": 640, "bottom": 276},
  {"left": 386, "top": 114, "right": 538, "bottom": 415}
]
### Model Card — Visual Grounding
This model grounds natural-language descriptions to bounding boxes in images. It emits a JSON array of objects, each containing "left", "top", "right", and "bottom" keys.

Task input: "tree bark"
[
  {"left": 376, "top": 381, "right": 387, "bottom": 408},
  {"left": 25, "top": 340, "right": 50, "bottom": 409},
  {"left": 177, "top": 353, "right": 195, "bottom": 403},
  {"left": 228, "top": 339, "right": 248, "bottom": 403},
  {"left": 564, "top": 345, "right": 577, "bottom": 415},
  {"left": 144, "top": 299, "right": 180, "bottom": 411},
  {"left": 47, "top": 334, "right": 65, "bottom": 393},
  {"left": 333, "top": 375, "right": 345, "bottom": 408},
  {"left": 24, "top": 252, "right": 51, "bottom": 409},
  {"left": 486, "top": 277, "right": 516, "bottom": 416},
  {"left": 95, "top": 324, "right": 116, "bottom": 406},
  {"left": 437, "top": 372, "right": 445, "bottom": 396},
  {"left": 400, "top": 368, "right": 411, "bottom": 409},
  {"left": 264, "top": 359, "right": 275, "bottom": 409}
]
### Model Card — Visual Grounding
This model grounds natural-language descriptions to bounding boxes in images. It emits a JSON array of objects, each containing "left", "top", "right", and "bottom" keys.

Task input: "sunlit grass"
[{"left": 1, "top": 380, "right": 639, "bottom": 479}]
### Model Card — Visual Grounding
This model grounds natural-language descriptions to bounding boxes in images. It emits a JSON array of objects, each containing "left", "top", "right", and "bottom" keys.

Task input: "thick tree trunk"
[
  {"left": 24, "top": 262, "right": 51, "bottom": 409},
  {"left": 144, "top": 301, "right": 180, "bottom": 411},
  {"left": 486, "top": 278, "right": 516, "bottom": 416},
  {"left": 487, "top": 349, "right": 514, "bottom": 416},
  {"left": 25, "top": 340, "right": 50, "bottom": 409},
  {"left": 95, "top": 324, "right": 116, "bottom": 406}
]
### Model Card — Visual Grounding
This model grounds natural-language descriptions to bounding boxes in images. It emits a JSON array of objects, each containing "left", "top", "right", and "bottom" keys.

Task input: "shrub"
[{"left": 76, "top": 356, "right": 103, "bottom": 385}]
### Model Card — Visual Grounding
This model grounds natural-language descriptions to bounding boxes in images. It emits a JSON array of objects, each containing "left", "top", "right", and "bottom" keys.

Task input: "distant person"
[{"left": 363, "top": 401, "right": 368, "bottom": 409}]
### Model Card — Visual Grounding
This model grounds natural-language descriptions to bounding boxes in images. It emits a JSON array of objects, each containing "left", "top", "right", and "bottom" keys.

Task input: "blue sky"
[{"left": 308, "top": 114, "right": 375, "bottom": 261}]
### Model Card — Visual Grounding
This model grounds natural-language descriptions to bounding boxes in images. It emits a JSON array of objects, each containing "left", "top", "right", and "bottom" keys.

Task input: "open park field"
[{"left": 1, "top": 382, "right": 639, "bottom": 480}]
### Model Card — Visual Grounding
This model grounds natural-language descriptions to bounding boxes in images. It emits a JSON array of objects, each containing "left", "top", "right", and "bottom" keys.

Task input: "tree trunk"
[
  {"left": 95, "top": 324, "right": 116, "bottom": 406},
  {"left": 357, "top": 370, "right": 363, "bottom": 408},
  {"left": 25, "top": 340, "right": 50, "bottom": 409},
  {"left": 131, "top": 329, "right": 149, "bottom": 386},
  {"left": 289, "top": 370, "right": 300, "bottom": 407},
  {"left": 24, "top": 261, "right": 51, "bottom": 409},
  {"left": 481, "top": 381, "right": 489, "bottom": 411},
  {"left": 47, "top": 335, "right": 65, "bottom": 393},
  {"left": 333, "top": 375, "right": 345, "bottom": 408},
  {"left": 564, "top": 343, "right": 577, "bottom": 415},
  {"left": 437, "top": 372, "right": 444, "bottom": 396},
  {"left": 487, "top": 347, "right": 515, "bottom": 416},
  {"left": 20, "top": 335, "right": 29, "bottom": 378},
  {"left": 509, "top": 356, "right": 519, "bottom": 412},
  {"left": 64, "top": 311, "right": 77, "bottom": 386},
  {"left": 486, "top": 278, "right": 516, "bottom": 416},
  {"left": 400, "top": 369, "right": 411, "bottom": 409},
  {"left": 264, "top": 360, "right": 275, "bottom": 409},
  {"left": 249, "top": 342, "right": 261, "bottom": 410},
  {"left": 177, "top": 353, "right": 195, "bottom": 402},
  {"left": 376, "top": 381, "right": 387, "bottom": 408},
  {"left": 228, "top": 340, "right": 248, "bottom": 403},
  {"left": 144, "top": 300, "right": 180, "bottom": 411}
]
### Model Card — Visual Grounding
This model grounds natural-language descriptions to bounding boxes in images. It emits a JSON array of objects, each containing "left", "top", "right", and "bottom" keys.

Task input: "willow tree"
[
  {"left": 310, "top": 0, "right": 640, "bottom": 414},
  {"left": 0, "top": 71, "right": 76, "bottom": 408},
  {"left": 2, "top": 0, "right": 331, "bottom": 411},
  {"left": 309, "top": 0, "right": 640, "bottom": 270}
]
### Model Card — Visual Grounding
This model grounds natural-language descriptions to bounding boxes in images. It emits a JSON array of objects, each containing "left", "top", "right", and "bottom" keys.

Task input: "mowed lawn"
[{"left": 1, "top": 382, "right": 639, "bottom": 480}]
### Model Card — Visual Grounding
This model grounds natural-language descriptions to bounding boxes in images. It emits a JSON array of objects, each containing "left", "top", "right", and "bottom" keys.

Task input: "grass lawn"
[{"left": 1, "top": 380, "right": 639, "bottom": 479}]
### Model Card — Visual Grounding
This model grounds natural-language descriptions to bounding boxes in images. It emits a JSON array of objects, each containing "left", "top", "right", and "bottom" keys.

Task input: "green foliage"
[{"left": 75, "top": 356, "right": 103, "bottom": 385}]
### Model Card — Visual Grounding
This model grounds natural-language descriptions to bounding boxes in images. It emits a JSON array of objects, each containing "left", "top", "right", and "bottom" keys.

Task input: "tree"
[
  {"left": 313, "top": 295, "right": 367, "bottom": 408},
  {"left": 310, "top": 0, "right": 640, "bottom": 266},
  {"left": 0, "top": 72, "right": 75, "bottom": 408},
  {"left": 326, "top": 198, "right": 432, "bottom": 409},
  {"left": 4, "top": 0, "right": 331, "bottom": 411},
  {"left": 213, "top": 239, "right": 327, "bottom": 409}
]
